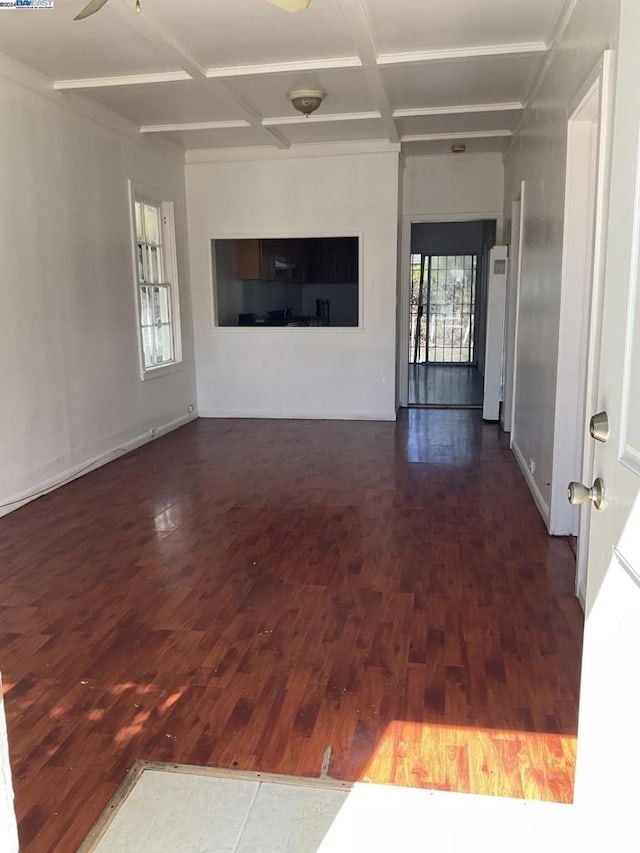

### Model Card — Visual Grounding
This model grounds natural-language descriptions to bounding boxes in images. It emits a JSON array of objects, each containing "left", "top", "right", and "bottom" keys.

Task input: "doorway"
[
  {"left": 407, "top": 220, "right": 496, "bottom": 407},
  {"left": 409, "top": 253, "right": 481, "bottom": 406}
]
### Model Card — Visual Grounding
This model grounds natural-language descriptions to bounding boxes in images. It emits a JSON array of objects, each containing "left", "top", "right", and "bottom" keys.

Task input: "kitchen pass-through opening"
[{"left": 212, "top": 237, "right": 360, "bottom": 328}]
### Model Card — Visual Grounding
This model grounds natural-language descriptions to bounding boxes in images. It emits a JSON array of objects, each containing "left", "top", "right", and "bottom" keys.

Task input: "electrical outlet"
[
  {"left": 188, "top": 404, "right": 195, "bottom": 413},
  {"left": 151, "top": 427, "right": 158, "bottom": 438},
  {"left": 529, "top": 458, "right": 536, "bottom": 475}
]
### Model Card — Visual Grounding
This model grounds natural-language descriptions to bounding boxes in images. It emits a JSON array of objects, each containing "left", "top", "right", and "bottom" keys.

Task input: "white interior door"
[
  {"left": 0, "top": 677, "right": 18, "bottom": 853},
  {"left": 572, "top": 0, "right": 640, "bottom": 843},
  {"left": 551, "top": 52, "right": 615, "bottom": 593}
]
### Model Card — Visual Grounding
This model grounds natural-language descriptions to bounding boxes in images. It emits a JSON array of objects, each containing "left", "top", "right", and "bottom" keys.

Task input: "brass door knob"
[{"left": 568, "top": 477, "right": 606, "bottom": 510}]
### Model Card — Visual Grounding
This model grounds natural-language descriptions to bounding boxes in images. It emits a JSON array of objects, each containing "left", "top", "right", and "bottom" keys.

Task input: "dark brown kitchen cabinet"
[
  {"left": 235, "top": 239, "right": 307, "bottom": 283},
  {"left": 308, "top": 237, "right": 358, "bottom": 284},
  {"left": 285, "top": 239, "right": 308, "bottom": 284},
  {"left": 234, "top": 237, "right": 357, "bottom": 283},
  {"left": 235, "top": 239, "right": 272, "bottom": 280}
]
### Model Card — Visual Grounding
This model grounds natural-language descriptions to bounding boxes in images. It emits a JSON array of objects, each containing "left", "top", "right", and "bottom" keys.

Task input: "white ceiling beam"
[
  {"left": 263, "top": 111, "right": 382, "bottom": 126},
  {"left": 54, "top": 43, "right": 545, "bottom": 93},
  {"left": 186, "top": 139, "right": 400, "bottom": 165},
  {"left": 213, "top": 81, "right": 290, "bottom": 149},
  {"left": 56, "top": 0, "right": 540, "bottom": 153},
  {"left": 378, "top": 41, "right": 547, "bottom": 67},
  {"left": 207, "top": 57, "right": 362, "bottom": 79},
  {"left": 110, "top": 0, "right": 207, "bottom": 79},
  {"left": 257, "top": 126, "right": 291, "bottom": 149},
  {"left": 141, "top": 120, "right": 251, "bottom": 134},
  {"left": 108, "top": 0, "right": 288, "bottom": 149},
  {"left": 338, "top": 0, "right": 399, "bottom": 144},
  {"left": 54, "top": 71, "right": 192, "bottom": 91},
  {"left": 361, "top": 68, "right": 400, "bottom": 143},
  {"left": 401, "top": 130, "right": 513, "bottom": 143},
  {"left": 393, "top": 102, "right": 523, "bottom": 118}
]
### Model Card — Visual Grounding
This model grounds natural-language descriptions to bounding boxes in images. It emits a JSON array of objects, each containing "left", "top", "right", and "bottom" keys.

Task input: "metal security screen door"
[{"left": 409, "top": 254, "right": 478, "bottom": 364}]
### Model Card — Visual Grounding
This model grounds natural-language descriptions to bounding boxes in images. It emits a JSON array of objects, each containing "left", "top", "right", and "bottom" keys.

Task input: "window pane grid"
[
  {"left": 144, "top": 203, "right": 160, "bottom": 244},
  {"left": 134, "top": 195, "right": 178, "bottom": 374},
  {"left": 135, "top": 201, "right": 164, "bottom": 285},
  {"left": 138, "top": 282, "right": 174, "bottom": 370},
  {"left": 135, "top": 201, "right": 144, "bottom": 241},
  {"left": 409, "top": 254, "right": 477, "bottom": 365}
]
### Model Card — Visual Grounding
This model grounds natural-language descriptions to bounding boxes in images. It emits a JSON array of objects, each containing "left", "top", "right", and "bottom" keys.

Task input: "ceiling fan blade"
[
  {"left": 74, "top": 0, "right": 111, "bottom": 20},
  {"left": 266, "top": 0, "right": 311, "bottom": 12}
]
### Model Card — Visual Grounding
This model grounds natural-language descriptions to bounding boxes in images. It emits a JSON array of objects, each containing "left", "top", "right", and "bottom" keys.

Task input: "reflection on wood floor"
[
  {"left": 0, "top": 411, "right": 583, "bottom": 851},
  {"left": 409, "top": 364, "right": 484, "bottom": 407}
]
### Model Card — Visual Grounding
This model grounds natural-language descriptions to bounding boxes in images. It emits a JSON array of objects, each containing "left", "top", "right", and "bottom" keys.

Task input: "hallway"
[
  {"left": 0, "top": 411, "right": 584, "bottom": 851},
  {"left": 409, "top": 364, "right": 484, "bottom": 407}
]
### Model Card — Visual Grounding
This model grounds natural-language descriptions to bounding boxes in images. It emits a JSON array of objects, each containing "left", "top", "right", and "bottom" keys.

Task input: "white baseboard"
[
  {"left": 198, "top": 409, "right": 397, "bottom": 422},
  {"left": 511, "top": 439, "right": 551, "bottom": 530},
  {"left": 576, "top": 580, "right": 587, "bottom": 612},
  {"left": 0, "top": 412, "right": 198, "bottom": 518}
]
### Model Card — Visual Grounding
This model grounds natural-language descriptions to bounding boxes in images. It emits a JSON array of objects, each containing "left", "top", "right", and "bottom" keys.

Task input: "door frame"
[
  {"left": 548, "top": 54, "right": 615, "bottom": 602},
  {"left": 502, "top": 182, "right": 525, "bottom": 436},
  {"left": 398, "top": 210, "right": 503, "bottom": 408},
  {"left": 549, "top": 70, "right": 602, "bottom": 535}
]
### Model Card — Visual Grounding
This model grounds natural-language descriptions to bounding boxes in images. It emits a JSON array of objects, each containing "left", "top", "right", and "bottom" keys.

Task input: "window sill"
[
  {"left": 140, "top": 361, "right": 183, "bottom": 382},
  {"left": 208, "top": 324, "right": 365, "bottom": 333}
]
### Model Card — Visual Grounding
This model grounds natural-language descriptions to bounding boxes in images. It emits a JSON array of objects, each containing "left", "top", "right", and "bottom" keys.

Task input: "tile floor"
[{"left": 87, "top": 764, "right": 576, "bottom": 853}]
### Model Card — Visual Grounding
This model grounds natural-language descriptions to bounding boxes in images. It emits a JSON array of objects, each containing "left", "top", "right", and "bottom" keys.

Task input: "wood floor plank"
[{"left": 0, "top": 411, "right": 584, "bottom": 851}]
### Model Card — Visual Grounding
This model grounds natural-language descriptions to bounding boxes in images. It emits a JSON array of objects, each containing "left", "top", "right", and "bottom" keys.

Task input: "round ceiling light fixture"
[
  {"left": 451, "top": 143, "right": 467, "bottom": 154},
  {"left": 289, "top": 89, "right": 327, "bottom": 118}
]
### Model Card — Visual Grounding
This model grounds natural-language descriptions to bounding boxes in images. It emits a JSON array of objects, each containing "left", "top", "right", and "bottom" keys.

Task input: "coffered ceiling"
[{"left": 0, "top": 0, "right": 569, "bottom": 155}]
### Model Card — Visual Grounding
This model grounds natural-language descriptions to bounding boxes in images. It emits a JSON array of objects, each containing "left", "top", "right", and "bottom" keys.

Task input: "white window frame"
[{"left": 128, "top": 180, "right": 182, "bottom": 381}]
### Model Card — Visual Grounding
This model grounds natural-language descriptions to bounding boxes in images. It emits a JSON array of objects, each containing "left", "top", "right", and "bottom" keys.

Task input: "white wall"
[
  {"left": 503, "top": 0, "right": 620, "bottom": 526},
  {"left": 186, "top": 146, "right": 400, "bottom": 420},
  {"left": 403, "top": 153, "right": 504, "bottom": 224},
  {"left": 0, "top": 59, "right": 197, "bottom": 514}
]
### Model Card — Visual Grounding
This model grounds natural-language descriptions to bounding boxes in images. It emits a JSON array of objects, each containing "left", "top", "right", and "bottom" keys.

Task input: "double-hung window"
[{"left": 130, "top": 182, "right": 181, "bottom": 378}]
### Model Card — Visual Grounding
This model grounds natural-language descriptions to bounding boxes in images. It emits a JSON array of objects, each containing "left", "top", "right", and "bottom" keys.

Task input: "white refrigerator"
[{"left": 482, "top": 245, "right": 509, "bottom": 421}]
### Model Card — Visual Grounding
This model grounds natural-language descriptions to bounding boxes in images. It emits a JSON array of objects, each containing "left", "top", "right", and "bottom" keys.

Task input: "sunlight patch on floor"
[{"left": 360, "top": 720, "right": 577, "bottom": 803}]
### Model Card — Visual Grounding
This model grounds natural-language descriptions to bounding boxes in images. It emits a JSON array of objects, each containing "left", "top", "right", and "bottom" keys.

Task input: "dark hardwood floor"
[{"left": 0, "top": 411, "right": 584, "bottom": 851}]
